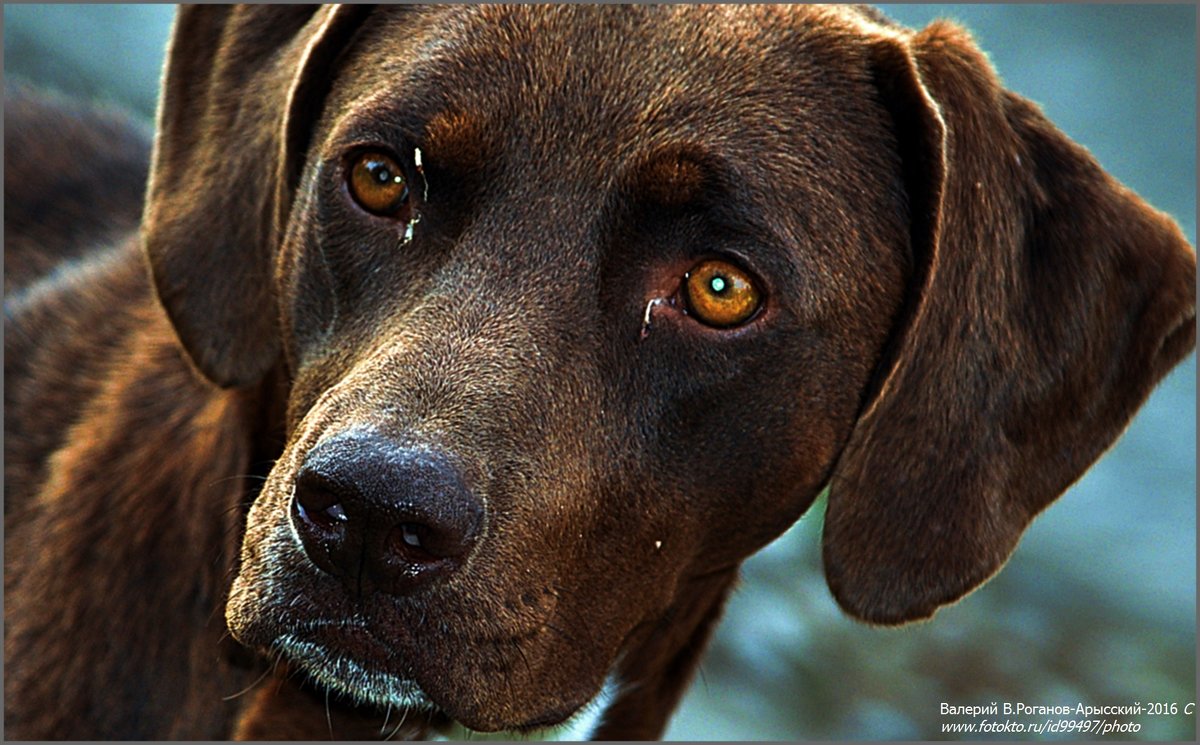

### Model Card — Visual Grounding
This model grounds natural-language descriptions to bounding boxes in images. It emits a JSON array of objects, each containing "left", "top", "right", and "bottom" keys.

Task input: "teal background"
[{"left": 5, "top": 4, "right": 1195, "bottom": 740}]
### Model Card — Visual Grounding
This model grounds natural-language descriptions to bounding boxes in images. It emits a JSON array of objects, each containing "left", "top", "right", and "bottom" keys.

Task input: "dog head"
[{"left": 142, "top": 5, "right": 1194, "bottom": 735}]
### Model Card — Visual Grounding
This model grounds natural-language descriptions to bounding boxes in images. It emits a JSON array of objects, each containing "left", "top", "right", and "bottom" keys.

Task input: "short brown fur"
[{"left": 5, "top": 5, "right": 1194, "bottom": 740}]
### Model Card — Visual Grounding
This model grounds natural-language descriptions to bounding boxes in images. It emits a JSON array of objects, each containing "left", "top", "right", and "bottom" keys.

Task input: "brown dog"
[{"left": 5, "top": 5, "right": 1195, "bottom": 740}]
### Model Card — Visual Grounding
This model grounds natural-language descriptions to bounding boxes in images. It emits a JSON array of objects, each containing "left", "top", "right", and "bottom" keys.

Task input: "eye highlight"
[
  {"left": 683, "top": 259, "right": 762, "bottom": 328},
  {"left": 347, "top": 150, "right": 411, "bottom": 217}
]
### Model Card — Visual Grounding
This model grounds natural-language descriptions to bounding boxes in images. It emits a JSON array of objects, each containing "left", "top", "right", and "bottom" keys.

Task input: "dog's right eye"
[{"left": 347, "top": 151, "right": 411, "bottom": 218}]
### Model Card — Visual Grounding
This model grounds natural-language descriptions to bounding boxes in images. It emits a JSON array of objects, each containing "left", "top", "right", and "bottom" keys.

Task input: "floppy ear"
[
  {"left": 823, "top": 21, "right": 1196, "bottom": 624},
  {"left": 142, "top": 5, "right": 372, "bottom": 388}
]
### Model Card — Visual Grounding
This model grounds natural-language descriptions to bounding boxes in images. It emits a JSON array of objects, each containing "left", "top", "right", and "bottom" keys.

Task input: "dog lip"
[
  {"left": 266, "top": 620, "right": 585, "bottom": 731},
  {"left": 272, "top": 624, "right": 435, "bottom": 710}
]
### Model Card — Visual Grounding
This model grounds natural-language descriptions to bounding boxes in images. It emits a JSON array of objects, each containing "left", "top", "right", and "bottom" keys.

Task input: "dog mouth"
[
  {"left": 231, "top": 594, "right": 613, "bottom": 734},
  {"left": 275, "top": 630, "right": 619, "bottom": 738},
  {"left": 273, "top": 626, "right": 435, "bottom": 714},
  {"left": 275, "top": 626, "right": 620, "bottom": 738}
]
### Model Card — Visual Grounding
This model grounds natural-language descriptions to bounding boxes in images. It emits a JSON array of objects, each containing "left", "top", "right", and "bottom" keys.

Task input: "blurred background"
[{"left": 5, "top": 4, "right": 1195, "bottom": 740}]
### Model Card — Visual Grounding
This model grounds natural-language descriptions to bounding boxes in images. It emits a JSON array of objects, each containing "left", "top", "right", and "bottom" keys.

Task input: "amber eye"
[
  {"left": 683, "top": 259, "right": 763, "bottom": 328},
  {"left": 348, "top": 151, "right": 410, "bottom": 217}
]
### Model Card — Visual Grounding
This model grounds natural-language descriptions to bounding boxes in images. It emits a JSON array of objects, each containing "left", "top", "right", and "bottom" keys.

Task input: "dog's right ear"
[
  {"left": 821, "top": 19, "right": 1195, "bottom": 625},
  {"left": 142, "top": 5, "right": 372, "bottom": 388}
]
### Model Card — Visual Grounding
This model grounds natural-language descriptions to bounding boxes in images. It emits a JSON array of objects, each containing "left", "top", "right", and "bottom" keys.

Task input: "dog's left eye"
[
  {"left": 683, "top": 259, "right": 763, "bottom": 328},
  {"left": 347, "top": 151, "right": 411, "bottom": 218}
]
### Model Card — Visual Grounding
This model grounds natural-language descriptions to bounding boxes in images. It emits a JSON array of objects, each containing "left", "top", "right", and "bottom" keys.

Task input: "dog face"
[
  {"left": 235, "top": 6, "right": 908, "bottom": 729},
  {"left": 140, "top": 4, "right": 1194, "bottom": 736}
]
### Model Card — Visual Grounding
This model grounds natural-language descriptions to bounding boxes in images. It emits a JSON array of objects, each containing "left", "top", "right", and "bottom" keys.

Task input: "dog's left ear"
[
  {"left": 142, "top": 5, "right": 372, "bottom": 388},
  {"left": 823, "top": 20, "right": 1196, "bottom": 624}
]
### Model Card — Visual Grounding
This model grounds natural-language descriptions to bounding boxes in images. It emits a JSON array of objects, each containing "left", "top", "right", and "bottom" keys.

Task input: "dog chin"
[
  {"left": 437, "top": 674, "right": 621, "bottom": 741},
  {"left": 274, "top": 635, "right": 619, "bottom": 738}
]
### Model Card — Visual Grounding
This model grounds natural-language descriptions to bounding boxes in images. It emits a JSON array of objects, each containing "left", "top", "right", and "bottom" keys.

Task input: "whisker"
[
  {"left": 383, "top": 705, "right": 410, "bottom": 741},
  {"left": 379, "top": 703, "right": 393, "bottom": 735},
  {"left": 512, "top": 638, "right": 535, "bottom": 688},
  {"left": 325, "top": 687, "right": 334, "bottom": 740},
  {"left": 208, "top": 473, "right": 270, "bottom": 488},
  {"left": 222, "top": 664, "right": 274, "bottom": 701}
]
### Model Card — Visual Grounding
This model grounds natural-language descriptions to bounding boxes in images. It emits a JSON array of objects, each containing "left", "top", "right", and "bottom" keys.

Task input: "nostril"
[
  {"left": 399, "top": 523, "right": 423, "bottom": 549},
  {"left": 386, "top": 522, "right": 438, "bottom": 564},
  {"left": 294, "top": 481, "right": 349, "bottom": 533},
  {"left": 290, "top": 471, "right": 362, "bottom": 583},
  {"left": 385, "top": 520, "right": 473, "bottom": 565},
  {"left": 324, "top": 502, "right": 349, "bottom": 523}
]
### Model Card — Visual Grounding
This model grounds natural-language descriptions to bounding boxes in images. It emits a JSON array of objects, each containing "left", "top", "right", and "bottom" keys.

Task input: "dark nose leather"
[{"left": 291, "top": 429, "right": 484, "bottom": 595}]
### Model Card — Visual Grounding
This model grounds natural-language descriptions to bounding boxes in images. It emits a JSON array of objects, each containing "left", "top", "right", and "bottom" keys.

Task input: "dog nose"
[{"left": 290, "top": 430, "right": 484, "bottom": 595}]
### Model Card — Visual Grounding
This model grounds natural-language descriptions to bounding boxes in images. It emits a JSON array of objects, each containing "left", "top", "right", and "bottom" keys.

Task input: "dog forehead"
[{"left": 332, "top": 4, "right": 879, "bottom": 161}]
